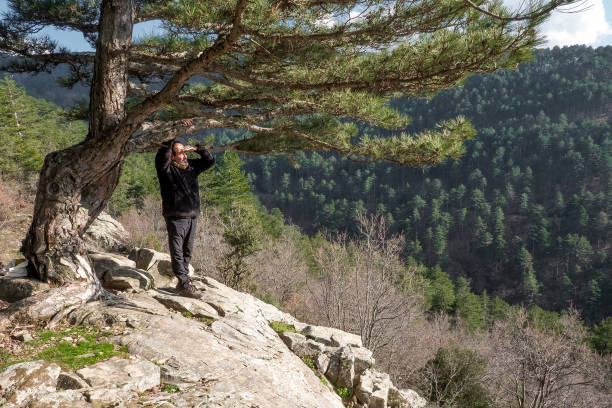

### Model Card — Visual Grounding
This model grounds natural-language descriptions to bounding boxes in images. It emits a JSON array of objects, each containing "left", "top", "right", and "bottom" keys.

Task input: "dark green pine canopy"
[{"left": 0, "top": 0, "right": 578, "bottom": 167}]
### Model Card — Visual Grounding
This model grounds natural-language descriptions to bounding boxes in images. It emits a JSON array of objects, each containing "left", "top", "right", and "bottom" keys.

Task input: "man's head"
[{"left": 171, "top": 142, "right": 188, "bottom": 168}]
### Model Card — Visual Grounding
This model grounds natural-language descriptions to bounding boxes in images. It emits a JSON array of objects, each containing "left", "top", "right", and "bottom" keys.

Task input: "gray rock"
[
  {"left": 352, "top": 346, "right": 375, "bottom": 377},
  {"left": 76, "top": 356, "right": 160, "bottom": 393},
  {"left": 27, "top": 390, "right": 88, "bottom": 408},
  {"left": 388, "top": 386, "right": 428, "bottom": 408},
  {"left": 11, "top": 331, "right": 33, "bottom": 342},
  {"left": 355, "top": 369, "right": 391, "bottom": 408},
  {"left": 301, "top": 325, "right": 363, "bottom": 348},
  {"left": 0, "top": 360, "right": 61, "bottom": 406},
  {"left": 90, "top": 252, "right": 136, "bottom": 277},
  {"left": 113, "top": 307, "right": 344, "bottom": 407},
  {"left": 103, "top": 266, "right": 154, "bottom": 292},
  {"left": 0, "top": 276, "right": 49, "bottom": 303},
  {"left": 82, "top": 386, "right": 138, "bottom": 406},
  {"left": 153, "top": 292, "right": 220, "bottom": 319},
  {"left": 85, "top": 211, "right": 129, "bottom": 252},
  {"left": 325, "top": 346, "right": 355, "bottom": 389},
  {"left": 159, "top": 355, "right": 201, "bottom": 385},
  {"left": 3, "top": 260, "right": 28, "bottom": 278},
  {"left": 130, "top": 248, "right": 194, "bottom": 288}
]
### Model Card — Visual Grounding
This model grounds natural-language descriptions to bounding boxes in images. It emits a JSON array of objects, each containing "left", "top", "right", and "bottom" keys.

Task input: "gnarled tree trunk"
[{"left": 21, "top": 0, "right": 133, "bottom": 291}]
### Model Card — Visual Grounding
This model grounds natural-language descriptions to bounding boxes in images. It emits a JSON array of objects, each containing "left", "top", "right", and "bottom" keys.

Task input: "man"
[{"left": 155, "top": 135, "right": 215, "bottom": 298}]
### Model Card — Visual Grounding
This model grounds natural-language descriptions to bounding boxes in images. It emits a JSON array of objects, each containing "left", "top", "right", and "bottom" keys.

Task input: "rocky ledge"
[{"left": 0, "top": 249, "right": 426, "bottom": 408}]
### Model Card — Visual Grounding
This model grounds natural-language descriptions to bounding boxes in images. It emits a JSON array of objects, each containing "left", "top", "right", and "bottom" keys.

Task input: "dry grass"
[{"left": 0, "top": 179, "right": 33, "bottom": 265}]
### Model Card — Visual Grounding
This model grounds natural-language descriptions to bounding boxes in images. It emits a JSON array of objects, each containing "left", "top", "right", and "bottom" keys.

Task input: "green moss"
[
  {"left": 335, "top": 387, "right": 353, "bottom": 399},
  {"left": 269, "top": 321, "right": 297, "bottom": 333},
  {"left": 199, "top": 316, "right": 217, "bottom": 326},
  {"left": 182, "top": 311, "right": 193, "bottom": 318},
  {"left": 301, "top": 354, "right": 331, "bottom": 389},
  {"left": 36, "top": 339, "right": 128, "bottom": 371},
  {"left": 162, "top": 384, "right": 181, "bottom": 393},
  {"left": 1, "top": 325, "right": 128, "bottom": 371}
]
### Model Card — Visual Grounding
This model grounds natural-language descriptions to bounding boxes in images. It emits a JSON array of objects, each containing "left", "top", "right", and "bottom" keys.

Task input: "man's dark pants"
[{"left": 165, "top": 216, "right": 197, "bottom": 288}]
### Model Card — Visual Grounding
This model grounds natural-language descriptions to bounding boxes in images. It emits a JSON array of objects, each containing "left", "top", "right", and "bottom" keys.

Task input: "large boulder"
[
  {"left": 84, "top": 211, "right": 129, "bottom": 252},
  {"left": 355, "top": 369, "right": 393, "bottom": 408},
  {"left": 301, "top": 325, "right": 363, "bottom": 348},
  {"left": 90, "top": 252, "right": 153, "bottom": 292},
  {"left": 0, "top": 361, "right": 61, "bottom": 406},
  {"left": 325, "top": 346, "right": 355, "bottom": 389},
  {"left": 129, "top": 247, "right": 194, "bottom": 288},
  {"left": 388, "top": 386, "right": 428, "bottom": 408},
  {"left": 76, "top": 356, "right": 160, "bottom": 393}
]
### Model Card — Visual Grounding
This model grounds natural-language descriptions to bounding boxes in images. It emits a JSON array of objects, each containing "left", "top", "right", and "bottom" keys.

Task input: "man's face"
[{"left": 172, "top": 142, "right": 188, "bottom": 167}]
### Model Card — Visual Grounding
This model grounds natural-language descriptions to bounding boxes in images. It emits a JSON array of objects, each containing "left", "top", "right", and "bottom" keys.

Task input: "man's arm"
[
  {"left": 155, "top": 140, "right": 173, "bottom": 173},
  {"left": 188, "top": 145, "right": 215, "bottom": 175}
]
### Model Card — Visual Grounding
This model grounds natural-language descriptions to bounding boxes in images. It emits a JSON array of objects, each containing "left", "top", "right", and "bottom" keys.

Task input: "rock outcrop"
[{"left": 0, "top": 245, "right": 426, "bottom": 407}]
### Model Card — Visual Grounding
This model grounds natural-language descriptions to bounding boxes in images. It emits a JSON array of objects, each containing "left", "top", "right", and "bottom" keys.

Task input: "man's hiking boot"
[{"left": 176, "top": 282, "right": 204, "bottom": 299}]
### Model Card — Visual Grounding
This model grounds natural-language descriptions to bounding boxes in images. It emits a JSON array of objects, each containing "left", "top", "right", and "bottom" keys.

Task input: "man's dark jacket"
[{"left": 155, "top": 140, "right": 215, "bottom": 218}]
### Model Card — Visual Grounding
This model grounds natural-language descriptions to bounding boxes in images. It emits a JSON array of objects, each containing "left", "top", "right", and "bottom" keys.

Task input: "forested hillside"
[
  {"left": 1, "top": 51, "right": 611, "bottom": 405},
  {"left": 242, "top": 45, "right": 612, "bottom": 323},
  {"left": 2, "top": 46, "right": 611, "bottom": 326}
]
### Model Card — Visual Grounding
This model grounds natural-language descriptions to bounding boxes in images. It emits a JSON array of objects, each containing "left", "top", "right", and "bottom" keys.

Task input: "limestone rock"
[
  {"left": 0, "top": 277, "right": 49, "bottom": 303},
  {"left": 83, "top": 386, "right": 138, "bottom": 406},
  {"left": 301, "top": 325, "right": 363, "bottom": 348},
  {"left": 103, "top": 266, "right": 154, "bottom": 292},
  {"left": 26, "top": 390, "right": 88, "bottom": 408},
  {"left": 355, "top": 369, "right": 392, "bottom": 408},
  {"left": 0, "top": 360, "right": 61, "bottom": 406},
  {"left": 129, "top": 247, "right": 194, "bottom": 288},
  {"left": 109, "top": 304, "right": 344, "bottom": 407},
  {"left": 352, "top": 346, "right": 375, "bottom": 377},
  {"left": 153, "top": 292, "right": 220, "bottom": 319},
  {"left": 388, "top": 386, "right": 428, "bottom": 408},
  {"left": 76, "top": 356, "right": 160, "bottom": 393},
  {"left": 0, "top": 260, "right": 28, "bottom": 278},
  {"left": 84, "top": 211, "right": 129, "bottom": 252},
  {"left": 325, "top": 346, "right": 355, "bottom": 389},
  {"left": 90, "top": 252, "right": 135, "bottom": 278}
]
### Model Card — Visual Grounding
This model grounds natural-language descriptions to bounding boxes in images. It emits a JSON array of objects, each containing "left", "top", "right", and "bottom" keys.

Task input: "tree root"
[{"left": 0, "top": 281, "right": 100, "bottom": 330}]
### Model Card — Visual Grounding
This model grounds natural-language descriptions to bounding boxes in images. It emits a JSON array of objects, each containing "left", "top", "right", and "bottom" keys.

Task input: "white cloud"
[{"left": 504, "top": 0, "right": 612, "bottom": 46}]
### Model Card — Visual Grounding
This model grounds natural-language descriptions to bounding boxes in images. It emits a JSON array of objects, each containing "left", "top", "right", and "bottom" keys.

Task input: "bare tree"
[
  {"left": 484, "top": 308, "right": 611, "bottom": 408},
  {"left": 309, "top": 213, "right": 421, "bottom": 352}
]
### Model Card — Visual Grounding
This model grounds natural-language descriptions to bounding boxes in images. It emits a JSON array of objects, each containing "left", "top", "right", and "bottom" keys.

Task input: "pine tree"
[
  {"left": 0, "top": 0, "right": 578, "bottom": 296},
  {"left": 202, "top": 151, "right": 262, "bottom": 289}
]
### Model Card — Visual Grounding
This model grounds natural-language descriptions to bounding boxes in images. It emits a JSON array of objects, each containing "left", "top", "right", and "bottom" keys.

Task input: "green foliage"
[
  {"left": 335, "top": 387, "right": 352, "bottom": 399},
  {"left": 35, "top": 340, "right": 122, "bottom": 371},
  {"left": 199, "top": 316, "right": 217, "bottom": 326},
  {"left": 420, "top": 346, "right": 493, "bottom": 408},
  {"left": 0, "top": 76, "right": 86, "bottom": 182},
  {"left": 241, "top": 47, "right": 612, "bottom": 322},
  {"left": 301, "top": 354, "right": 330, "bottom": 388},
  {"left": 590, "top": 317, "right": 612, "bottom": 354},
  {"left": 1, "top": 326, "right": 127, "bottom": 371},
  {"left": 202, "top": 151, "right": 263, "bottom": 289},
  {"left": 425, "top": 266, "right": 456, "bottom": 315},
  {"left": 269, "top": 321, "right": 297, "bottom": 334},
  {"left": 161, "top": 384, "right": 181, "bottom": 393}
]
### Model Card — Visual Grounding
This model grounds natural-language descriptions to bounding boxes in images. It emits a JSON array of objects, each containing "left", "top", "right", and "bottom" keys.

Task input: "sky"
[{"left": 0, "top": 0, "right": 611, "bottom": 51}]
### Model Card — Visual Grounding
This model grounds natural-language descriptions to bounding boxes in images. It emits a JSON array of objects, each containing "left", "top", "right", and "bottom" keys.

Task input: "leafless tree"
[
  {"left": 308, "top": 212, "right": 422, "bottom": 352},
  {"left": 483, "top": 308, "right": 611, "bottom": 408}
]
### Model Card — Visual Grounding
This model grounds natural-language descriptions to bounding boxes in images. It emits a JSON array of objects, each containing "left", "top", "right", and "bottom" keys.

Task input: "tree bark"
[{"left": 21, "top": 0, "right": 134, "bottom": 289}]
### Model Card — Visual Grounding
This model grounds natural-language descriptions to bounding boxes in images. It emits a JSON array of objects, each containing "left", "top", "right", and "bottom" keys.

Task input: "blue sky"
[{"left": 0, "top": 0, "right": 611, "bottom": 51}]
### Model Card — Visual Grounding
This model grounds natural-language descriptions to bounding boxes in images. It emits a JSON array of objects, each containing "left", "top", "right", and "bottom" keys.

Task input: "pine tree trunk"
[
  {"left": 20, "top": 0, "right": 133, "bottom": 289},
  {"left": 21, "top": 140, "right": 124, "bottom": 285}
]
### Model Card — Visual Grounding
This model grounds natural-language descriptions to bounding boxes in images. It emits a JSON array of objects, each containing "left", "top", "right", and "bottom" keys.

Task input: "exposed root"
[{"left": 0, "top": 281, "right": 99, "bottom": 330}]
